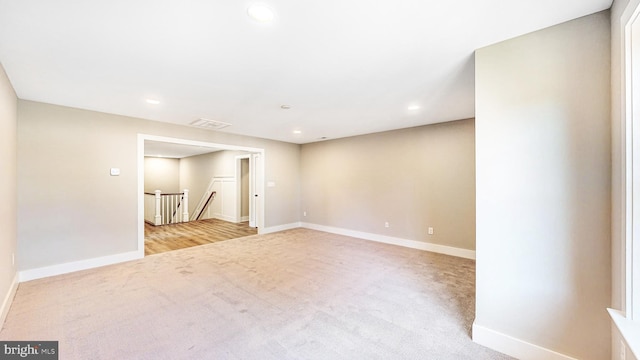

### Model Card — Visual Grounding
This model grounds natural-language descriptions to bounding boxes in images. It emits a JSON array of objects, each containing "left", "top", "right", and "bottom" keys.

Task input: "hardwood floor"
[{"left": 144, "top": 218, "right": 257, "bottom": 256}]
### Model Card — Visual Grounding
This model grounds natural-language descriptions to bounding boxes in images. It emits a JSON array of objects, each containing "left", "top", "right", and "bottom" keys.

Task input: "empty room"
[{"left": 0, "top": 0, "right": 638, "bottom": 359}]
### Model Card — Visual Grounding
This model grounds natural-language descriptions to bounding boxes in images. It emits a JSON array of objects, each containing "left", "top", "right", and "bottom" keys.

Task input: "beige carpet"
[{"left": 0, "top": 228, "right": 512, "bottom": 359}]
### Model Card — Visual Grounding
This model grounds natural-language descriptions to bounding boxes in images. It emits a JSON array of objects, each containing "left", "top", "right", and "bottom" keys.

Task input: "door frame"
[{"left": 137, "top": 134, "right": 265, "bottom": 256}]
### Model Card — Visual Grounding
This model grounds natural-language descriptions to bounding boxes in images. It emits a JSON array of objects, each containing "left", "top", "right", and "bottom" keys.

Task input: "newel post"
[
  {"left": 154, "top": 190, "right": 162, "bottom": 226},
  {"left": 182, "top": 189, "right": 189, "bottom": 222}
]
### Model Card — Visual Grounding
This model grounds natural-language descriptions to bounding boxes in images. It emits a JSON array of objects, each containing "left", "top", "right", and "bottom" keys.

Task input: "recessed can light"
[
  {"left": 281, "top": 104, "right": 292, "bottom": 110},
  {"left": 247, "top": 4, "right": 275, "bottom": 23},
  {"left": 407, "top": 105, "right": 420, "bottom": 111},
  {"left": 293, "top": 130, "right": 302, "bottom": 134},
  {"left": 146, "top": 99, "right": 160, "bottom": 105}
]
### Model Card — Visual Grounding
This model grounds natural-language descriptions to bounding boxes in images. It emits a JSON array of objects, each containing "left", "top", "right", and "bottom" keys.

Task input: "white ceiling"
[
  {"left": 144, "top": 140, "right": 224, "bottom": 159},
  {"left": 0, "top": 0, "right": 612, "bottom": 144}
]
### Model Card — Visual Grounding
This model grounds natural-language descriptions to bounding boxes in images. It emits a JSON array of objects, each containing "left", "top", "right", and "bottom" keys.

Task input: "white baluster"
[
  {"left": 162, "top": 195, "right": 165, "bottom": 225},
  {"left": 154, "top": 190, "right": 162, "bottom": 226},
  {"left": 173, "top": 194, "right": 177, "bottom": 223},
  {"left": 170, "top": 195, "right": 174, "bottom": 223},
  {"left": 170, "top": 195, "right": 174, "bottom": 224},
  {"left": 182, "top": 189, "right": 189, "bottom": 222}
]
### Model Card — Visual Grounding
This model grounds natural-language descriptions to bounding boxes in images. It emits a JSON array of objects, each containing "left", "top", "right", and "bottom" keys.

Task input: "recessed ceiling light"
[
  {"left": 146, "top": 99, "right": 160, "bottom": 105},
  {"left": 281, "top": 104, "right": 291, "bottom": 110},
  {"left": 247, "top": 4, "right": 275, "bottom": 23},
  {"left": 293, "top": 130, "right": 302, "bottom": 134},
  {"left": 407, "top": 105, "right": 421, "bottom": 111}
]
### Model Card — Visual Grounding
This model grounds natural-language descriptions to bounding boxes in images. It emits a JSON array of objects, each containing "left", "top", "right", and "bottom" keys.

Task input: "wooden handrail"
[
  {"left": 196, "top": 191, "right": 216, "bottom": 221},
  {"left": 144, "top": 192, "right": 184, "bottom": 196}
]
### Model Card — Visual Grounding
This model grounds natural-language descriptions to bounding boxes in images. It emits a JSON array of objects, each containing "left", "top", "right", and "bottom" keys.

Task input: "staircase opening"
[{"left": 138, "top": 134, "right": 265, "bottom": 256}]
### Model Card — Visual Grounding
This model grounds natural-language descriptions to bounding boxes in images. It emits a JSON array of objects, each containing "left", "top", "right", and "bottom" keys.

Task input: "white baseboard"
[
  {"left": 0, "top": 273, "right": 19, "bottom": 328},
  {"left": 301, "top": 222, "right": 476, "bottom": 260},
  {"left": 472, "top": 322, "right": 577, "bottom": 360},
  {"left": 19, "top": 250, "right": 142, "bottom": 282},
  {"left": 15, "top": 222, "right": 472, "bottom": 283},
  {"left": 259, "top": 222, "right": 302, "bottom": 234},
  {"left": 240, "top": 216, "right": 249, "bottom": 222},
  {"left": 207, "top": 213, "right": 237, "bottom": 223}
]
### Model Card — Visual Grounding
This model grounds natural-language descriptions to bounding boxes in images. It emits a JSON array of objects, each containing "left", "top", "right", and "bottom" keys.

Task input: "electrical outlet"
[
  {"left": 428, "top": 227, "right": 434, "bottom": 235},
  {"left": 621, "top": 340, "right": 626, "bottom": 360},
  {"left": 384, "top": 222, "right": 389, "bottom": 228}
]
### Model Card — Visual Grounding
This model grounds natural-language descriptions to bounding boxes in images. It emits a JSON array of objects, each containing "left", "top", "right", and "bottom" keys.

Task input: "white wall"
[
  {"left": 0, "top": 63, "right": 17, "bottom": 325},
  {"left": 199, "top": 177, "right": 237, "bottom": 222},
  {"left": 17, "top": 100, "right": 300, "bottom": 272},
  {"left": 179, "top": 150, "right": 248, "bottom": 216},
  {"left": 144, "top": 157, "right": 180, "bottom": 193},
  {"left": 475, "top": 11, "right": 611, "bottom": 360}
]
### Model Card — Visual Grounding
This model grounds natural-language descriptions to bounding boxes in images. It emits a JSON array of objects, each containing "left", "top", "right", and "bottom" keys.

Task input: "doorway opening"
[{"left": 137, "top": 134, "right": 265, "bottom": 256}]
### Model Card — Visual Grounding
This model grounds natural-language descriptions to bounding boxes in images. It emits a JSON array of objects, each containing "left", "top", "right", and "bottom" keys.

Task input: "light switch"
[{"left": 110, "top": 168, "right": 120, "bottom": 176}]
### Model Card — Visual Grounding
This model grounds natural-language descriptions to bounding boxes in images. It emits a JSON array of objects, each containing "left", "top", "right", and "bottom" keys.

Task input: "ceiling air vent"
[{"left": 189, "top": 118, "right": 231, "bottom": 131}]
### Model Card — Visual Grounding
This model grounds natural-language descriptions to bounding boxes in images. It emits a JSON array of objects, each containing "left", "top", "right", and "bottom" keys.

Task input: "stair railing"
[
  {"left": 195, "top": 191, "right": 217, "bottom": 221},
  {"left": 144, "top": 189, "right": 189, "bottom": 226}
]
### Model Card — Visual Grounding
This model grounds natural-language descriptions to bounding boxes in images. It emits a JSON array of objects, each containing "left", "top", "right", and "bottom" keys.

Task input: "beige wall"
[
  {"left": 17, "top": 100, "right": 300, "bottom": 271},
  {"left": 0, "top": 63, "right": 17, "bottom": 324},
  {"left": 475, "top": 11, "right": 611, "bottom": 360},
  {"left": 144, "top": 157, "right": 180, "bottom": 193},
  {"left": 300, "top": 119, "right": 475, "bottom": 250},
  {"left": 179, "top": 150, "right": 249, "bottom": 216}
]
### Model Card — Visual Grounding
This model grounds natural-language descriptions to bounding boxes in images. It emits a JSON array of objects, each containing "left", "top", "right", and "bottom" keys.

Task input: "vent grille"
[{"left": 189, "top": 118, "right": 231, "bottom": 130}]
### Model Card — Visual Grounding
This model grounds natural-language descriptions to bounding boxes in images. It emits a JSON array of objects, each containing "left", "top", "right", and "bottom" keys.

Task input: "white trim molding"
[
  {"left": 301, "top": 222, "right": 476, "bottom": 260},
  {"left": 137, "top": 134, "right": 266, "bottom": 257},
  {"left": 0, "top": 273, "right": 19, "bottom": 327},
  {"left": 19, "top": 251, "right": 142, "bottom": 282},
  {"left": 472, "top": 323, "right": 578, "bottom": 360},
  {"left": 259, "top": 222, "right": 302, "bottom": 235},
  {"left": 609, "top": 308, "right": 640, "bottom": 359},
  {"left": 609, "top": 2, "right": 640, "bottom": 357}
]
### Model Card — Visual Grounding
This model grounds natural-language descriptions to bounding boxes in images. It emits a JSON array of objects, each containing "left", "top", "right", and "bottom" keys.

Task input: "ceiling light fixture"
[
  {"left": 146, "top": 99, "right": 160, "bottom": 105},
  {"left": 407, "top": 105, "right": 421, "bottom": 111},
  {"left": 293, "top": 130, "right": 302, "bottom": 134},
  {"left": 247, "top": 4, "right": 276, "bottom": 23},
  {"left": 280, "top": 104, "right": 291, "bottom": 110}
]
